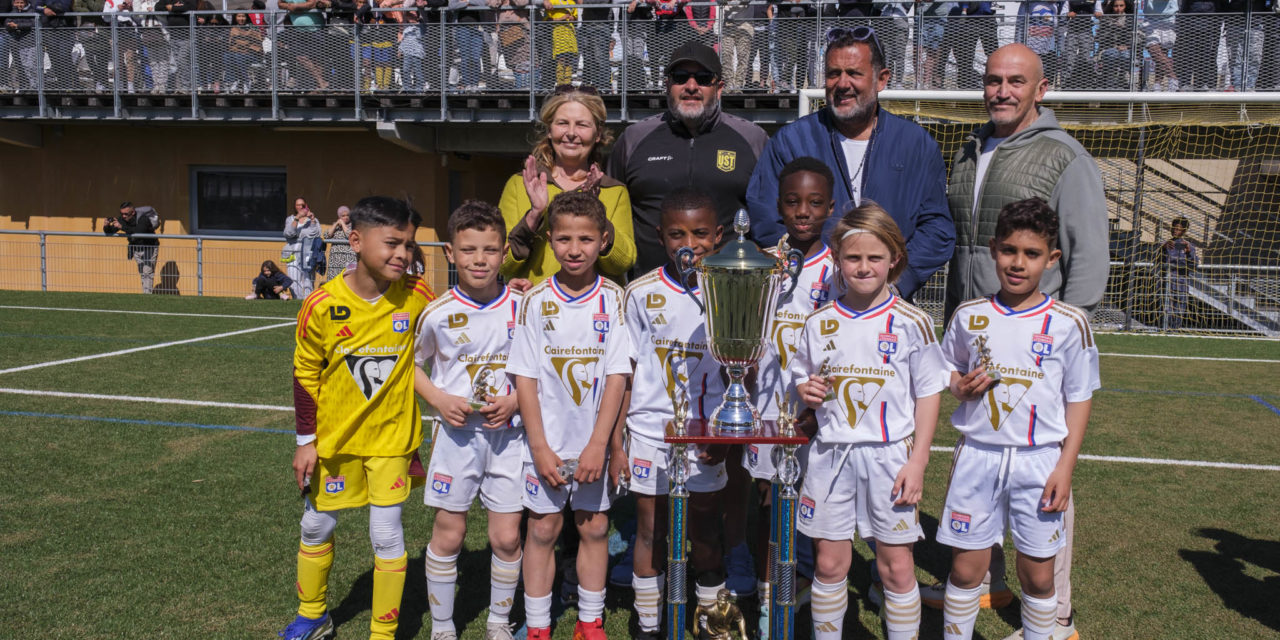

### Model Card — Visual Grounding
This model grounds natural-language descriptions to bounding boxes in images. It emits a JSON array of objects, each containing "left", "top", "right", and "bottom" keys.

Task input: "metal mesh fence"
[{"left": 4, "top": 5, "right": 1278, "bottom": 97}]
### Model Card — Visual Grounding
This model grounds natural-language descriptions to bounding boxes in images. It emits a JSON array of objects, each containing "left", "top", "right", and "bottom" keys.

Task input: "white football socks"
[
  {"left": 488, "top": 553, "right": 521, "bottom": 625},
  {"left": 882, "top": 586, "right": 922, "bottom": 640},
  {"left": 810, "top": 578, "right": 848, "bottom": 640},
  {"left": 524, "top": 592, "right": 552, "bottom": 630},
  {"left": 577, "top": 586, "right": 606, "bottom": 623},
  {"left": 424, "top": 546, "right": 459, "bottom": 634},
  {"left": 1021, "top": 593, "right": 1058, "bottom": 640},
  {"left": 632, "top": 573, "right": 663, "bottom": 632},
  {"left": 943, "top": 581, "right": 982, "bottom": 639}
]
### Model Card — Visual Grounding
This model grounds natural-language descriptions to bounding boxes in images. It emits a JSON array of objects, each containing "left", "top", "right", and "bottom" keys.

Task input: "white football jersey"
[
  {"left": 942, "top": 295, "right": 1101, "bottom": 447},
  {"left": 790, "top": 294, "right": 947, "bottom": 444},
  {"left": 624, "top": 266, "right": 726, "bottom": 444},
  {"left": 414, "top": 285, "right": 522, "bottom": 431},
  {"left": 757, "top": 245, "right": 839, "bottom": 420},
  {"left": 507, "top": 275, "right": 631, "bottom": 459}
]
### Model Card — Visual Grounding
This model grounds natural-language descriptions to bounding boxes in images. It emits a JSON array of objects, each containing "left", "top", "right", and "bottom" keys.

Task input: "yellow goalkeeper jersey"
[{"left": 293, "top": 274, "right": 436, "bottom": 458}]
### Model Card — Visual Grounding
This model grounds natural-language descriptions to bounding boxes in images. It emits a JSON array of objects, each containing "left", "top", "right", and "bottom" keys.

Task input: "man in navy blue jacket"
[{"left": 745, "top": 27, "right": 954, "bottom": 300}]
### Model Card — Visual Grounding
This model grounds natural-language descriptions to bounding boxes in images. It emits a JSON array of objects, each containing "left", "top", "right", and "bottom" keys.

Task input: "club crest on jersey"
[
  {"left": 747, "top": 445, "right": 759, "bottom": 466},
  {"left": 950, "top": 512, "right": 971, "bottom": 534},
  {"left": 392, "top": 312, "right": 410, "bottom": 333},
  {"left": 507, "top": 321, "right": 515, "bottom": 340},
  {"left": 632, "top": 458, "right": 652, "bottom": 479},
  {"left": 324, "top": 475, "right": 346, "bottom": 494},
  {"left": 593, "top": 313, "right": 611, "bottom": 335},
  {"left": 809, "top": 282, "right": 829, "bottom": 304},
  {"left": 716, "top": 149, "right": 737, "bottom": 173},
  {"left": 877, "top": 333, "right": 898, "bottom": 356},
  {"left": 799, "top": 496, "right": 815, "bottom": 520},
  {"left": 525, "top": 474, "right": 540, "bottom": 496},
  {"left": 1031, "top": 333, "right": 1054, "bottom": 357},
  {"left": 431, "top": 473, "right": 452, "bottom": 494}
]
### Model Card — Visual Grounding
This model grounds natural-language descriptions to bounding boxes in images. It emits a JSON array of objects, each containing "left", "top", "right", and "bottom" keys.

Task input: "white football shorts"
[
  {"left": 743, "top": 442, "right": 810, "bottom": 482},
  {"left": 625, "top": 432, "right": 727, "bottom": 496},
  {"left": 424, "top": 423, "right": 525, "bottom": 513},
  {"left": 522, "top": 461, "right": 613, "bottom": 515},
  {"left": 796, "top": 438, "right": 924, "bottom": 544},
  {"left": 935, "top": 437, "right": 1066, "bottom": 559}
]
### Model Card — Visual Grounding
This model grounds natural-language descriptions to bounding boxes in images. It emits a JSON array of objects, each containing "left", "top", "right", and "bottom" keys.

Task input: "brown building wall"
[{"left": 0, "top": 123, "right": 520, "bottom": 296}]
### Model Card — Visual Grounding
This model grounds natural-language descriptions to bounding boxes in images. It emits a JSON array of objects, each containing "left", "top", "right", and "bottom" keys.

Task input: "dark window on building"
[{"left": 191, "top": 167, "right": 288, "bottom": 235}]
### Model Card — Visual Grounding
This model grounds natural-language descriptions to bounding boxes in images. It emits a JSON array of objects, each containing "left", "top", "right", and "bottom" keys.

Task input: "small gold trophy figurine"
[
  {"left": 468, "top": 369, "right": 493, "bottom": 411},
  {"left": 695, "top": 588, "right": 747, "bottom": 640},
  {"left": 973, "top": 335, "right": 1002, "bottom": 382},
  {"left": 817, "top": 356, "right": 836, "bottom": 402}
]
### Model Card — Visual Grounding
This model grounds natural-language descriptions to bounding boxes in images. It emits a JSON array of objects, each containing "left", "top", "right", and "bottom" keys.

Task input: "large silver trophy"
[{"left": 676, "top": 210, "right": 802, "bottom": 437}]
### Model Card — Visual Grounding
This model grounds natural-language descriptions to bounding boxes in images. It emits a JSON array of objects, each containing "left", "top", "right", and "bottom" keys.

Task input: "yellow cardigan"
[{"left": 498, "top": 172, "right": 637, "bottom": 284}]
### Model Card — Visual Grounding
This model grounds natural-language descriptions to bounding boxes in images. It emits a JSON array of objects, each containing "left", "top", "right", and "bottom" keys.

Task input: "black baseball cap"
[{"left": 665, "top": 41, "right": 722, "bottom": 78}]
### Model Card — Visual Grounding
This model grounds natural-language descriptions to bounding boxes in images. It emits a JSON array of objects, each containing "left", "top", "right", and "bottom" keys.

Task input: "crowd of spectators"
[{"left": 2, "top": 0, "right": 1277, "bottom": 94}]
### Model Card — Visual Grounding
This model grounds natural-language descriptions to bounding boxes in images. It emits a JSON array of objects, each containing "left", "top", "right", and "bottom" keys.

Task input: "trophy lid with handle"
[{"left": 701, "top": 209, "right": 777, "bottom": 271}]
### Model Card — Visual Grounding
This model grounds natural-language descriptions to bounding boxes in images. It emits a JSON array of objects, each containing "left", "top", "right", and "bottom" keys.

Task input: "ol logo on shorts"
[
  {"left": 632, "top": 458, "right": 651, "bottom": 479},
  {"left": 392, "top": 312, "right": 410, "bottom": 333},
  {"left": 525, "top": 474, "right": 540, "bottom": 497},
  {"left": 324, "top": 475, "right": 346, "bottom": 494},
  {"left": 950, "top": 512, "right": 971, "bottom": 534},
  {"left": 747, "top": 445, "right": 759, "bottom": 466},
  {"left": 799, "top": 496, "right": 816, "bottom": 521},
  {"left": 431, "top": 473, "right": 452, "bottom": 495}
]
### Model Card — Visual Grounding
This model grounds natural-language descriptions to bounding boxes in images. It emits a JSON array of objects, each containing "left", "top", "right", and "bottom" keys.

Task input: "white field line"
[
  {"left": 0, "top": 321, "right": 296, "bottom": 375},
  {"left": 1098, "top": 352, "right": 1280, "bottom": 364},
  {"left": 0, "top": 305, "right": 295, "bottom": 321},
  {"left": 0, "top": 386, "right": 1273, "bottom": 471},
  {"left": 926, "top": 446, "right": 1279, "bottom": 471}
]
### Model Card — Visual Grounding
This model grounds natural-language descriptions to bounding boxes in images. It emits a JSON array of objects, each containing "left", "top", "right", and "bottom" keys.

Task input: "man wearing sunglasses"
[
  {"left": 745, "top": 26, "right": 954, "bottom": 302},
  {"left": 608, "top": 41, "right": 769, "bottom": 276}
]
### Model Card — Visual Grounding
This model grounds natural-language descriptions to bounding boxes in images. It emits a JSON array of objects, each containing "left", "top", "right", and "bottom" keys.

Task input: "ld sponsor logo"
[
  {"left": 329, "top": 306, "right": 351, "bottom": 321},
  {"left": 645, "top": 293, "right": 666, "bottom": 309},
  {"left": 448, "top": 313, "right": 468, "bottom": 329},
  {"left": 968, "top": 315, "right": 990, "bottom": 331}
]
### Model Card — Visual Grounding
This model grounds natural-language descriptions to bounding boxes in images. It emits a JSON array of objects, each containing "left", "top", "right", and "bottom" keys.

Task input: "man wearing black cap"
[
  {"left": 607, "top": 40, "right": 769, "bottom": 276},
  {"left": 103, "top": 202, "right": 161, "bottom": 294}
]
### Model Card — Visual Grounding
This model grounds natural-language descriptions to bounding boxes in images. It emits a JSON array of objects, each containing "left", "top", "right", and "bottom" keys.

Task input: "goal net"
[{"left": 801, "top": 89, "right": 1280, "bottom": 338}]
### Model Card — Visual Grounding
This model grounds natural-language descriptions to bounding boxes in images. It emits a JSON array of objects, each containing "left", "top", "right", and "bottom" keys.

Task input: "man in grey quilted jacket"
[{"left": 944, "top": 43, "right": 1109, "bottom": 322}]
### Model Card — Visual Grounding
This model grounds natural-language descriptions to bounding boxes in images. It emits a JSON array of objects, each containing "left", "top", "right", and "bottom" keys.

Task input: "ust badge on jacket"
[{"left": 716, "top": 150, "right": 736, "bottom": 173}]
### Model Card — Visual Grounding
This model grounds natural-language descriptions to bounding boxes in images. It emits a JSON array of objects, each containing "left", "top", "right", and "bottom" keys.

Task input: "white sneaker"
[
  {"left": 485, "top": 622, "right": 515, "bottom": 640},
  {"left": 1001, "top": 617, "right": 1079, "bottom": 640},
  {"left": 431, "top": 631, "right": 457, "bottom": 640}
]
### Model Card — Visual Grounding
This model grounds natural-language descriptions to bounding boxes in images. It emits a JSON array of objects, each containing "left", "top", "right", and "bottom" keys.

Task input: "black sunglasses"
[
  {"left": 667, "top": 69, "right": 718, "bottom": 87},
  {"left": 825, "top": 25, "right": 884, "bottom": 62},
  {"left": 551, "top": 83, "right": 600, "bottom": 96}
]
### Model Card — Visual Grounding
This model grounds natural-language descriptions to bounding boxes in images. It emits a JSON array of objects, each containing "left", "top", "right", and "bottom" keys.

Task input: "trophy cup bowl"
[{"left": 676, "top": 210, "right": 802, "bottom": 437}]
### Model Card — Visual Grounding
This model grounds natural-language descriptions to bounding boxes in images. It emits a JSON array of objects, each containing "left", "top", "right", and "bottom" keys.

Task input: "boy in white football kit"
[
  {"left": 616, "top": 189, "right": 729, "bottom": 638},
  {"left": 743, "top": 158, "right": 839, "bottom": 604},
  {"left": 413, "top": 202, "right": 523, "bottom": 640},
  {"left": 792, "top": 202, "right": 944, "bottom": 640},
  {"left": 506, "top": 192, "right": 630, "bottom": 640},
  {"left": 938, "top": 198, "right": 1099, "bottom": 640}
]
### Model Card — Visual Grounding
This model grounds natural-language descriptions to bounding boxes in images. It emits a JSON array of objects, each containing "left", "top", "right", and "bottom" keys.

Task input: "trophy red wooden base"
[{"left": 663, "top": 419, "right": 809, "bottom": 640}]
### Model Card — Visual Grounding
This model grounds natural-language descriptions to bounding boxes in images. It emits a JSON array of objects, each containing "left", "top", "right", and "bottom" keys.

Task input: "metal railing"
[
  {"left": 0, "top": 230, "right": 452, "bottom": 299},
  {"left": 1, "top": 3, "right": 1276, "bottom": 119},
  {"left": 4, "top": 230, "right": 1277, "bottom": 335}
]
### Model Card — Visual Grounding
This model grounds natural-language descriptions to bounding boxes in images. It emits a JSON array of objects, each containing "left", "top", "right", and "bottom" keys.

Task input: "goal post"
[{"left": 798, "top": 89, "right": 1280, "bottom": 337}]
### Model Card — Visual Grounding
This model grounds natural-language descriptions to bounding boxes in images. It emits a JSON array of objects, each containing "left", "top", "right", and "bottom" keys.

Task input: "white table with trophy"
[{"left": 664, "top": 211, "right": 808, "bottom": 640}]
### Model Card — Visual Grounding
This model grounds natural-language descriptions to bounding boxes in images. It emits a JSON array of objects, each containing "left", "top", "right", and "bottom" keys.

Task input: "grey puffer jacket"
[{"left": 945, "top": 107, "right": 1110, "bottom": 319}]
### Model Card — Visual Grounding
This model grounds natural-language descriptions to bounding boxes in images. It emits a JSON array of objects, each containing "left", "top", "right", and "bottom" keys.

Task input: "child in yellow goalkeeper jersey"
[{"left": 279, "top": 196, "right": 436, "bottom": 640}]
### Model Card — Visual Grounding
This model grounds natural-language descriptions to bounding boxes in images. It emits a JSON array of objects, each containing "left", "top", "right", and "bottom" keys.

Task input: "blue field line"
[
  {"left": 1248, "top": 396, "right": 1280, "bottom": 417},
  {"left": 1102, "top": 387, "right": 1280, "bottom": 413},
  {"left": 0, "top": 410, "right": 294, "bottom": 434}
]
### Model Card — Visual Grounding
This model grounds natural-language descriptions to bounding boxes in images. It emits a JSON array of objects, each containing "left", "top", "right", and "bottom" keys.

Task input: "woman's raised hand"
[{"left": 522, "top": 155, "right": 550, "bottom": 221}]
